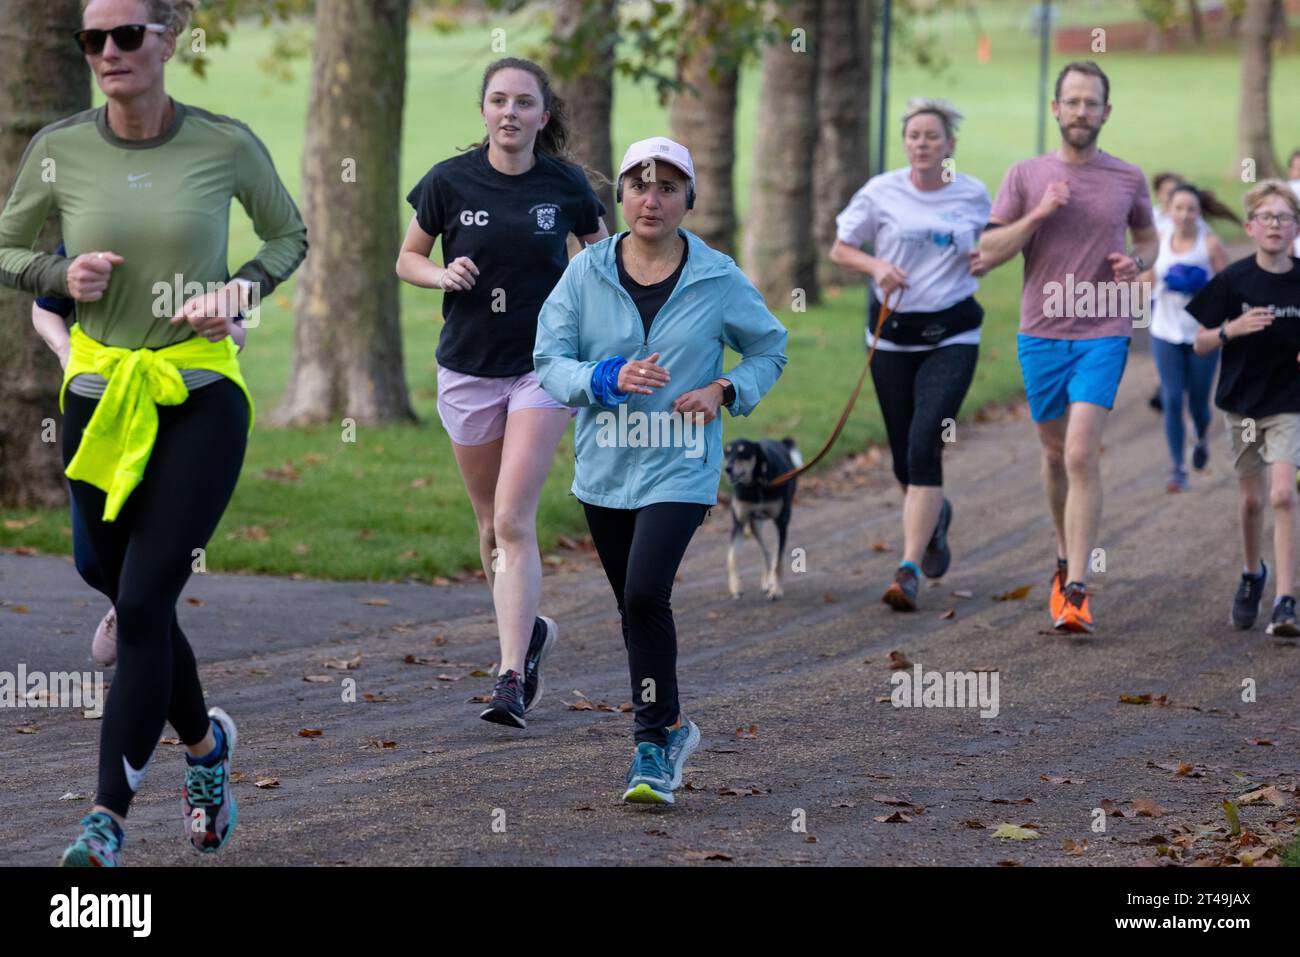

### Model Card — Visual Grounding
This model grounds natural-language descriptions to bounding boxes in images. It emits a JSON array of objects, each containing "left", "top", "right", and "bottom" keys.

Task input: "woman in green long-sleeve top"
[{"left": 0, "top": 0, "right": 307, "bottom": 866}]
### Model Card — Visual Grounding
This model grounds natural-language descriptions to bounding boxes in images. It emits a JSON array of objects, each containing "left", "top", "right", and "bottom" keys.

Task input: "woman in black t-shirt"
[{"left": 397, "top": 58, "right": 609, "bottom": 729}]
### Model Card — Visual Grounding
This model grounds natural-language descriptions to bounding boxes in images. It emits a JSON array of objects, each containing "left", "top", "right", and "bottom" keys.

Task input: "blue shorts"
[{"left": 1017, "top": 334, "right": 1130, "bottom": 423}]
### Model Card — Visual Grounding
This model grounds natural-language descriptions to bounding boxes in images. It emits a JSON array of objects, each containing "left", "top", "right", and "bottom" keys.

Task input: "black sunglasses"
[{"left": 72, "top": 23, "right": 166, "bottom": 56}]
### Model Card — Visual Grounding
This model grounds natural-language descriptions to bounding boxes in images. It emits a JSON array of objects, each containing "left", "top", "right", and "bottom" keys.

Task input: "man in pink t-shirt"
[{"left": 978, "top": 60, "right": 1158, "bottom": 635}]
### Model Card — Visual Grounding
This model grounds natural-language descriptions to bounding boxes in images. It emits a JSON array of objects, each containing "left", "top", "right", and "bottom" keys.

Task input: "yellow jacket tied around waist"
[{"left": 61, "top": 323, "right": 254, "bottom": 522}]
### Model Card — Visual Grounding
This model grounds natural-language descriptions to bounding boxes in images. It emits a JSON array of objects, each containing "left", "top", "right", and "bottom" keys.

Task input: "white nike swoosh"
[
  {"left": 127, "top": 172, "right": 152, "bottom": 183},
  {"left": 122, "top": 754, "right": 151, "bottom": 791}
]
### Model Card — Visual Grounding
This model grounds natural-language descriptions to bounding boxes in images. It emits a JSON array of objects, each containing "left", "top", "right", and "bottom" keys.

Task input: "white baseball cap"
[{"left": 617, "top": 136, "right": 695, "bottom": 188}]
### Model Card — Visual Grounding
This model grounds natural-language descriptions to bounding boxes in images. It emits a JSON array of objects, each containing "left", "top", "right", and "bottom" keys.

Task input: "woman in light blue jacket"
[{"left": 535, "top": 137, "right": 787, "bottom": 805}]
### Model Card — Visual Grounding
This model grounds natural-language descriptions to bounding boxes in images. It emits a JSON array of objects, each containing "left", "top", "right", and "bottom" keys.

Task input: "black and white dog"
[{"left": 723, "top": 437, "right": 801, "bottom": 601}]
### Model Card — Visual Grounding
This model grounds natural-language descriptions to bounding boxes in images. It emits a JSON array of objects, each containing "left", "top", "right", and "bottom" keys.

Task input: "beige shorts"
[{"left": 1223, "top": 411, "right": 1300, "bottom": 476}]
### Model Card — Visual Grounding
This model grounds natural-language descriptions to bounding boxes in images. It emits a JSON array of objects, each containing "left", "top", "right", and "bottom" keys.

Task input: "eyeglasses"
[
  {"left": 72, "top": 23, "right": 166, "bottom": 56},
  {"left": 1252, "top": 212, "right": 1299, "bottom": 227},
  {"left": 1058, "top": 98, "right": 1104, "bottom": 113}
]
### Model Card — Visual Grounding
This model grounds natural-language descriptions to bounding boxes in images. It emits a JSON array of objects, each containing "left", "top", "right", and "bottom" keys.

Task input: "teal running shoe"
[
  {"left": 60, "top": 811, "right": 123, "bottom": 867},
  {"left": 622, "top": 741, "right": 674, "bottom": 805},
  {"left": 183, "top": 706, "right": 238, "bottom": 853},
  {"left": 665, "top": 717, "right": 701, "bottom": 790}
]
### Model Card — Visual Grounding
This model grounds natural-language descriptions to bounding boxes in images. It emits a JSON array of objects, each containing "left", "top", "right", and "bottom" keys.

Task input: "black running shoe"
[
  {"left": 480, "top": 669, "right": 526, "bottom": 728},
  {"left": 921, "top": 498, "right": 953, "bottom": 579},
  {"left": 1231, "top": 561, "right": 1268, "bottom": 630},
  {"left": 1266, "top": 595, "right": 1300, "bottom": 637},
  {"left": 523, "top": 616, "right": 558, "bottom": 713}
]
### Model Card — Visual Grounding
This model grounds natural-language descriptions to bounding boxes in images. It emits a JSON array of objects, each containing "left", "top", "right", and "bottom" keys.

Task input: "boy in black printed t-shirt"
[{"left": 1188, "top": 181, "right": 1300, "bottom": 636}]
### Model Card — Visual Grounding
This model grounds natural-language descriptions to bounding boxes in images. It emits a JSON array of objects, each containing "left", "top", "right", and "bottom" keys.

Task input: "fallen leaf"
[
  {"left": 323, "top": 655, "right": 362, "bottom": 670},
  {"left": 939, "top": 609, "right": 956, "bottom": 619},
  {"left": 1238, "top": 786, "right": 1287, "bottom": 807},
  {"left": 1120, "top": 693, "right": 1170, "bottom": 705},
  {"left": 718, "top": 786, "right": 768, "bottom": 797},
  {"left": 361, "top": 693, "right": 391, "bottom": 702},
  {"left": 466, "top": 694, "right": 490, "bottom": 704},
  {"left": 993, "top": 584, "right": 1032, "bottom": 601},
  {"left": 1132, "top": 798, "right": 1167, "bottom": 818},
  {"left": 185, "top": 597, "right": 203, "bottom": 606},
  {"left": 302, "top": 674, "right": 333, "bottom": 683},
  {"left": 58, "top": 792, "right": 85, "bottom": 801},
  {"left": 1041, "top": 775, "right": 1086, "bottom": 785},
  {"left": 832, "top": 799, "right": 857, "bottom": 808},
  {"left": 1222, "top": 800, "right": 1242, "bottom": 836},
  {"left": 952, "top": 589, "right": 974, "bottom": 599},
  {"left": 297, "top": 728, "right": 323, "bottom": 737},
  {"left": 735, "top": 724, "right": 759, "bottom": 739},
  {"left": 871, "top": 794, "right": 917, "bottom": 807},
  {"left": 1062, "top": 839, "right": 1088, "bottom": 854},
  {"left": 366, "top": 740, "right": 397, "bottom": 749},
  {"left": 989, "top": 796, "right": 1037, "bottom": 806},
  {"left": 804, "top": 835, "right": 819, "bottom": 843},
  {"left": 362, "top": 597, "right": 390, "bottom": 607},
  {"left": 992, "top": 823, "right": 1041, "bottom": 840},
  {"left": 1099, "top": 798, "right": 1134, "bottom": 818},
  {"left": 684, "top": 850, "right": 733, "bottom": 861},
  {"left": 888, "top": 650, "right": 912, "bottom": 670},
  {"left": 1246, "top": 738, "right": 1277, "bottom": 746},
  {"left": 873, "top": 811, "right": 913, "bottom": 823},
  {"left": 960, "top": 820, "right": 985, "bottom": 829},
  {"left": 254, "top": 778, "right": 281, "bottom": 789},
  {"left": 870, "top": 542, "right": 890, "bottom": 552},
  {"left": 10, "top": 605, "right": 30, "bottom": 614}
]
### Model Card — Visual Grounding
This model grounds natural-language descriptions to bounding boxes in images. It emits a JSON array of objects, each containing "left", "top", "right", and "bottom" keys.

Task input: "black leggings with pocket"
[
  {"left": 869, "top": 343, "right": 979, "bottom": 488},
  {"left": 582, "top": 501, "right": 709, "bottom": 749},
  {"left": 62, "top": 378, "right": 248, "bottom": 817}
]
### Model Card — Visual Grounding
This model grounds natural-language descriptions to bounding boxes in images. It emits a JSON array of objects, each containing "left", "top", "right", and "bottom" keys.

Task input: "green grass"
[{"left": 4, "top": 3, "right": 1299, "bottom": 579}]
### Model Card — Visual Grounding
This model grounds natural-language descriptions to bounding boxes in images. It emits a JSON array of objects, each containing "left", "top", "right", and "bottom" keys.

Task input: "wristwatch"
[
  {"left": 1219, "top": 323, "right": 1230, "bottom": 344},
  {"left": 713, "top": 378, "right": 736, "bottom": 406},
  {"left": 1131, "top": 252, "right": 1146, "bottom": 272}
]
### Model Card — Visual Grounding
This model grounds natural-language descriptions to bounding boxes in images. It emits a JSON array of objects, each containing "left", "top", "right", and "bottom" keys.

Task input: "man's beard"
[{"left": 1060, "top": 121, "right": 1100, "bottom": 149}]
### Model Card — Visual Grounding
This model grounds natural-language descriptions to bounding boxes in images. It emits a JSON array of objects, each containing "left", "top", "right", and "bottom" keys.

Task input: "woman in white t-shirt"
[
  {"left": 829, "top": 97, "right": 990, "bottom": 612},
  {"left": 1150, "top": 183, "right": 1232, "bottom": 492}
]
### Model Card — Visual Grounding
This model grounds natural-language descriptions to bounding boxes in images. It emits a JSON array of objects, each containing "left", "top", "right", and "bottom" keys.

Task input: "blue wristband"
[{"left": 591, "top": 356, "right": 629, "bottom": 406}]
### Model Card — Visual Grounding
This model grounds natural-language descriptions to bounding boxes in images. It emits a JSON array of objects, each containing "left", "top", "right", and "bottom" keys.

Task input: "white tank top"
[{"left": 1150, "top": 226, "right": 1212, "bottom": 345}]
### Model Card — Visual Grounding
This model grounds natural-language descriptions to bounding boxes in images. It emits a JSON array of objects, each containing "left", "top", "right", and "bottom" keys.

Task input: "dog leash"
[{"left": 768, "top": 285, "right": 903, "bottom": 488}]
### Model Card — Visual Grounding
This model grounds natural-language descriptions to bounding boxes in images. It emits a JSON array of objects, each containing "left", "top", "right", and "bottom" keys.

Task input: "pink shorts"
[{"left": 435, "top": 367, "right": 575, "bottom": 446}]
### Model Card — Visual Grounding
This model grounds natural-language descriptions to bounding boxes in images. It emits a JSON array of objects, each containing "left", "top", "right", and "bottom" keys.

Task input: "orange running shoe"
[
  {"left": 1048, "top": 557, "right": 1068, "bottom": 623},
  {"left": 1054, "top": 582, "right": 1093, "bottom": 634}
]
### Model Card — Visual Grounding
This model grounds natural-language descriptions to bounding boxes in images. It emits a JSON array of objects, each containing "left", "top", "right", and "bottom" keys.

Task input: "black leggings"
[
  {"left": 62, "top": 379, "right": 248, "bottom": 817},
  {"left": 582, "top": 501, "right": 709, "bottom": 748},
  {"left": 869, "top": 344, "right": 978, "bottom": 488}
]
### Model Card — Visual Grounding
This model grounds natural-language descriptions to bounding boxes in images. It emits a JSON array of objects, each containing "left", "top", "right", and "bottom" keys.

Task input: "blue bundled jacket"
[{"left": 534, "top": 228, "right": 788, "bottom": 509}]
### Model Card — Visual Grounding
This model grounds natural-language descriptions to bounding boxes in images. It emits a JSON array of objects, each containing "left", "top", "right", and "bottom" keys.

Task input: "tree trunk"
[
  {"left": 744, "top": 0, "right": 822, "bottom": 308},
  {"left": 1186, "top": 0, "right": 1204, "bottom": 43},
  {"left": 0, "top": 0, "right": 89, "bottom": 507},
  {"left": 550, "top": 0, "right": 617, "bottom": 232},
  {"left": 273, "top": 0, "right": 415, "bottom": 426},
  {"left": 814, "top": 0, "right": 872, "bottom": 289},
  {"left": 669, "top": 2, "right": 740, "bottom": 256},
  {"left": 1237, "top": 0, "right": 1282, "bottom": 182}
]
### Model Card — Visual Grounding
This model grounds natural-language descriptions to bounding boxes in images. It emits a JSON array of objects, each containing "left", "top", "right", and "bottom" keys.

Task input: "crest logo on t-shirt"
[{"left": 532, "top": 203, "right": 559, "bottom": 232}]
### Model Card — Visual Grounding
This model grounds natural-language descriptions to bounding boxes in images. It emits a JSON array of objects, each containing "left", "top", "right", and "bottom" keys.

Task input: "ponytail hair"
[{"left": 1171, "top": 183, "right": 1242, "bottom": 227}]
